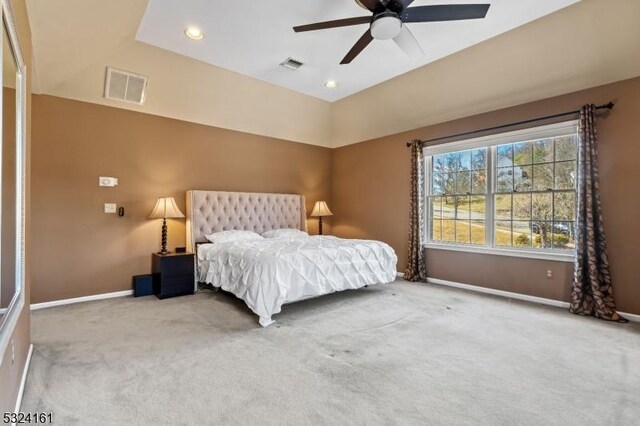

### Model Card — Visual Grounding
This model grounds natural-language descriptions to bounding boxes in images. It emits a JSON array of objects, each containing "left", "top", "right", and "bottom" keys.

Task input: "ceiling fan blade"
[
  {"left": 340, "top": 29, "right": 374, "bottom": 64},
  {"left": 393, "top": 25, "right": 424, "bottom": 59},
  {"left": 385, "top": 0, "right": 416, "bottom": 13},
  {"left": 402, "top": 4, "right": 491, "bottom": 23},
  {"left": 358, "top": 0, "right": 386, "bottom": 13},
  {"left": 293, "top": 16, "right": 371, "bottom": 33}
]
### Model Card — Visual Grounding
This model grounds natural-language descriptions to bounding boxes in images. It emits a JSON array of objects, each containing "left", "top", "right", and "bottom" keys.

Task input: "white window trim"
[
  {"left": 422, "top": 120, "right": 578, "bottom": 262},
  {"left": 424, "top": 243, "right": 575, "bottom": 262}
]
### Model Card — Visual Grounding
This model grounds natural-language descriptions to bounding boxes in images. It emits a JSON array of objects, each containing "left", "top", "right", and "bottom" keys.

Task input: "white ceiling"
[{"left": 136, "top": 0, "right": 580, "bottom": 102}]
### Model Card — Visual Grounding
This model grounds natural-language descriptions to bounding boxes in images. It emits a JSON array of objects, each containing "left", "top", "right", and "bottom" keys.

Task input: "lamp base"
[
  {"left": 318, "top": 216, "right": 323, "bottom": 235},
  {"left": 160, "top": 218, "right": 169, "bottom": 254}
]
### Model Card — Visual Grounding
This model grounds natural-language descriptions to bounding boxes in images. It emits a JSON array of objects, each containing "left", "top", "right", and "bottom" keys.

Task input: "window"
[{"left": 425, "top": 121, "right": 578, "bottom": 259}]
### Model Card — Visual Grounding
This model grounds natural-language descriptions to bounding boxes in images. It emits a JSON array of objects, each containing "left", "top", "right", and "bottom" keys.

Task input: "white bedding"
[{"left": 197, "top": 235, "right": 397, "bottom": 326}]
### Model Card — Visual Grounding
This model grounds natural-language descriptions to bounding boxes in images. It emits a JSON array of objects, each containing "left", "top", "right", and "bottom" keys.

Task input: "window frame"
[{"left": 423, "top": 120, "right": 578, "bottom": 262}]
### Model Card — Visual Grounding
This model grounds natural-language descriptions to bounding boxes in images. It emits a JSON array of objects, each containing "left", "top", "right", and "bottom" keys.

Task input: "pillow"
[
  {"left": 204, "top": 230, "right": 263, "bottom": 244},
  {"left": 262, "top": 228, "right": 309, "bottom": 239}
]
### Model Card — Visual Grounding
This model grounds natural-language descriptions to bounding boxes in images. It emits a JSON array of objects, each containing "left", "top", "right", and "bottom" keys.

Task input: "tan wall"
[
  {"left": 30, "top": 95, "right": 332, "bottom": 303},
  {"left": 332, "top": 77, "right": 640, "bottom": 315},
  {"left": 0, "top": 0, "right": 32, "bottom": 413}
]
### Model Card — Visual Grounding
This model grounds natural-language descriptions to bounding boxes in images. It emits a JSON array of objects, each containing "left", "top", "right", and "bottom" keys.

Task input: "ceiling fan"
[{"left": 293, "top": 1, "right": 491, "bottom": 64}]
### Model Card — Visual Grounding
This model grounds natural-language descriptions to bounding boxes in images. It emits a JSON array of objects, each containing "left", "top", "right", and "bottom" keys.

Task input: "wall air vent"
[
  {"left": 279, "top": 57, "right": 304, "bottom": 70},
  {"left": 104, "top": 67, "right": 148, "bottom": 105}
]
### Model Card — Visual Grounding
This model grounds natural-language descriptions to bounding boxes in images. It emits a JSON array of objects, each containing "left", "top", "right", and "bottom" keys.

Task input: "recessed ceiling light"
[
  {"left": 185, "top": 26, "right": 204, "bottom": 40},
  {"left": 325, "top": 80, "right": 338, "bottom": 89}
]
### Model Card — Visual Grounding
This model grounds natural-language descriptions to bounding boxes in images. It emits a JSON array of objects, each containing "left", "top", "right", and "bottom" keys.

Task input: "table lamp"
[
  {"left": 148, "top": 197, "right": 185, "bottom": 254},
  {"left": 310, "top": 201, "right": 333, "bottom": 235}
]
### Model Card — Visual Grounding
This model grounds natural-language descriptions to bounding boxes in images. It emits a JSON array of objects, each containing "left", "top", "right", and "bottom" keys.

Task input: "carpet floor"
[{"left": 22, "top": 280, "right": 640, "bottom": 425}]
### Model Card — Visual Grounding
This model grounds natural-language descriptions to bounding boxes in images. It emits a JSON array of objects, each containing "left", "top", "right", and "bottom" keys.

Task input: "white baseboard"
[
  {"left": 401, "top": 276, "right": 640, "bottom": 323},
  {"left": 14, "top": 344, "right": 33, "bottom": 416},
  {"left": 31, "top": 290, "right": 133, "bottom": 311},
  {"left": 427, "top": 277, "right": 570, "bottom": 308},
  {"left": 619, "top": 311, "right": 640, "bottom": 323},
  {"left": 396, "top": 272, "right": 404, "bottom": 278}
]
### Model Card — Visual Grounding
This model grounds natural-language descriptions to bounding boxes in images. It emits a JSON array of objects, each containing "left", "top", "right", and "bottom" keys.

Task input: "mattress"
[{"left": 197, "top": 235, "right": 398, "bottom": 326}]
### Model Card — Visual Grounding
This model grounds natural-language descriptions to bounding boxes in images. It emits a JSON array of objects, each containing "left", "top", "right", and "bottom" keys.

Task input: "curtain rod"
[{"left": 406, "top": 102, "right": 615, "bottom": 148}]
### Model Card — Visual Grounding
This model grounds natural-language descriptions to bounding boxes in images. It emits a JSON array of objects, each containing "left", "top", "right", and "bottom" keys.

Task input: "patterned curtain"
[
  {"left": 570, "top": 105, "right": 626, "bottom": 322},
  {"left": 404, "top": 140, "right": 428, "bottom": 282}
]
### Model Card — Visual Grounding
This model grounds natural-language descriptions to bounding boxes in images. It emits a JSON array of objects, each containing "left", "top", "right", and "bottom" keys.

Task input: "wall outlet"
[
  {"left": 546, "top": 270, "right": 553, "bottom": 279},
  {"left": 99, "top": 177, "right": 118, "bottom": 187},
  {"left": 104, "top": 203, "right": 117, "bottom": 213}
]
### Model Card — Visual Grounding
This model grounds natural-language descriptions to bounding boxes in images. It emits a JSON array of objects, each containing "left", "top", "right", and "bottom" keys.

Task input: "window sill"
[{"left": 423, "top": 243, "right": 574, "bottom": 262}]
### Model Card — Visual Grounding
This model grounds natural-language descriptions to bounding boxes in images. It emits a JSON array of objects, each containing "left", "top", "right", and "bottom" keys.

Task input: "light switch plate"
[
  {"left": 104, "top": 203, "right": 117, "bottom": 213},
  {"left": 99, "top": 177, "right": 118, "bottom": 187}
]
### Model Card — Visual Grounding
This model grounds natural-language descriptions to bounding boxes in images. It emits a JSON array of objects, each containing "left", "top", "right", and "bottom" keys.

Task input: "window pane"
[
  {"left": 497, "top": 167, "right": 514, "bottom": 192},
  {"left": 472, "top": 149, "right": 487, "bottom": 170},
  {"left": 513, "top": 221, "right": 532, "bottom": 247},
  {"left": 433, "top": 155, "right": 445, "bottom": 173},
  {"left": 456, "top": 171, "right": 472, "bottom": 194},
  {"left": 513, "top": 142, "right": 532, "bottom": 165},
  {"left": 555, "top": 161, "right": 576, "bottom": 190},
  {"left": 495, "top": 194, "right": 512, "bottom": 220},
  {"left": 469, "top": 196, "right": 486, "bottom": 215},
  {"left": 432, "top": 173, "right": 446, "bottom": 195},
  {"left": 431, "top": 197, "right": 443, "bottom": 219},
  {"left": 513, "top": 194, "right": 531, "bottom": 220},
  {"left": 472, "top": 170, "right": 487, "bottom": 194},
  {"left": 443, "top": 174, "right": 456, "bottom": 195},
  {"left": 454, "top": 196, "right": 471, "bottom": 220},
  {"left": 552, "top": 221, "right": 574, "bottom": 249},
  {"left": 532, "top": 163, "right": 554, "bottom": 191},
  {"left": 554, "top": 192, "right": 575, "bottom": 221},
  {"left": 495, "top": 220, "right": 513, "bottom": 247},
  {"left": 497, "top": 144, "right": 513, "bottom": 167},
  {"left": 456, "top": 221, "right": 471, "bottom": 244},
  {"left": 441, "top": 197, "right": 456, "bottom": 219},
  {"left": 443, "top": 153, "right": 458, "bottom": 173},
  {"left": 555, "top": 136, "right": 577, "bottom": 161},
  {"left": 471, "top": 220, "right": 485, "bottom": 245},
  {"left": 532, "top": 193, "right": 553, "bottom": 220},
  {"left": 532, "top": 222, "right": 553, "bottom": 248},
  {"left": 514, "top": 165, "right": 532, "bottom": 192},
  {"left": 533, "top": 139, "right": 554, "bottom": 163},
  {"left": 441, "top": 220, "right": 455, "bottom": 243},
  {"left": 431, "top": 219, "right": 442, "bottom": 241},
  {"left": 459, "top": 151, "right": 472, "bottom": 171}
]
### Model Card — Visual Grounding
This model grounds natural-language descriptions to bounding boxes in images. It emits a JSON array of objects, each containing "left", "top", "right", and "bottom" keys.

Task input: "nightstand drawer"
[
  {"left": 160, "top": 256, "right": 193, "bottom": 277},
  {"left": 155, "top": 275, "right": 194, "bottom": 299}
]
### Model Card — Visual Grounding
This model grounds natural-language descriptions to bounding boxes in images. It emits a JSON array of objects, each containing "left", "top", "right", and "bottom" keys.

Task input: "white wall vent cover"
[{"left": 104, "top": 67, "right": 148, "bottom": 105}]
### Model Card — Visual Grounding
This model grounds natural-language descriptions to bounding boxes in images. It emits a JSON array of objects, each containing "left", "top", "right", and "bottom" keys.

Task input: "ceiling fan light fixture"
[
  {"left": 370, "top": 13, "right": 403, "bottom": 40},
  {"left": 325, "top": 80, "right": 338, "bottom": 89},
  {"left": 354, "top": 0, "right": 369, "bottom": 10},
  {"left": 184, "top": 26, "right": 204, "bottom": 40}
]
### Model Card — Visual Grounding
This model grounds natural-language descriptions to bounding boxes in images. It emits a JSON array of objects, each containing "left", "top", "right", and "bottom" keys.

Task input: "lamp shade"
[
  {"left": 310, "top": 201, "right": 333, "bottom": 217},
  {"left": 148, "top": 197, "right": 185, "bottom": 219}
]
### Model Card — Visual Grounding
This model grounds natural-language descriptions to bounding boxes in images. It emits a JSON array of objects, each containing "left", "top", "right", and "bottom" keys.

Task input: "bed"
[{"left": 186, "top": 190, "right": 398, "bottom": 326}]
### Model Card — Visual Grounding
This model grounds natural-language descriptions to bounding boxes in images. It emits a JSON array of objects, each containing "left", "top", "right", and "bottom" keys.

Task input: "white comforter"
[{"left": 197, "top": 236, "right": 397, "bottom": 326}]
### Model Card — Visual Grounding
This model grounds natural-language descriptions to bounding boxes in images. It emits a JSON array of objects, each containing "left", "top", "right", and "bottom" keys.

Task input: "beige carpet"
[{"left": 22, "top": 279, "right": 640, "bottom": 425}]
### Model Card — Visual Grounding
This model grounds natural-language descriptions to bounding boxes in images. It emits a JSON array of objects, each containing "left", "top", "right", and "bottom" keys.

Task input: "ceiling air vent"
[
  {"left": 104, "top": 67, "right": 148, "bottom": 105},
  {"left": 279, "top": 57, "right": 304, "bottom": 71}
]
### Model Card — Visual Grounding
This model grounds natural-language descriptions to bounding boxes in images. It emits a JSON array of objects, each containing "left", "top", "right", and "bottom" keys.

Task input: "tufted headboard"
[{"left": 186, "top": 190, "right": 307, "bottom": 252}]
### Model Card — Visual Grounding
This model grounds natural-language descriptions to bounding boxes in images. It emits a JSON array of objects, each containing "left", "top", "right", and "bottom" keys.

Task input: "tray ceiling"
[{"left": 136, "top": 0, "right": 580, "bottom": 102}]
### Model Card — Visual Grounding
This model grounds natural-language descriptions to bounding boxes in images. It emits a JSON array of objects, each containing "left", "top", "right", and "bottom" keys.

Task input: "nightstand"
[{"left": 151, "top": 252, "right": 195, "bottom": 299}]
